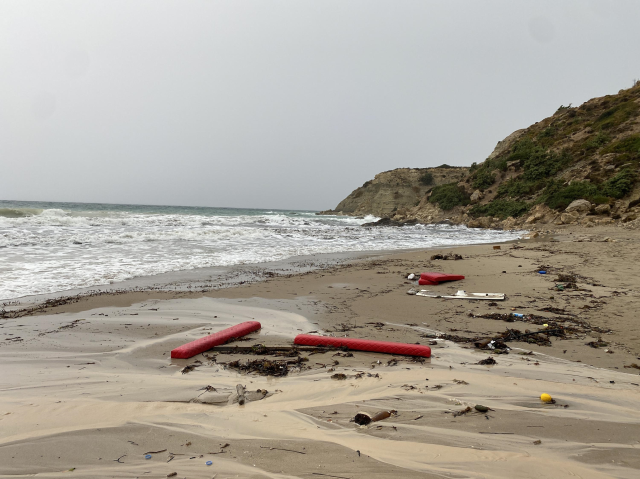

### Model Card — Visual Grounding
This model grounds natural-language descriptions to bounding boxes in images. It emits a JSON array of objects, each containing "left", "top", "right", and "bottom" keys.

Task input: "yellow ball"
[
  {"left": 543, "top": 324, "right": 548, "bottom": 328},
  {"left": 540, "top": 393, "right": 553, "bottom": 403}
]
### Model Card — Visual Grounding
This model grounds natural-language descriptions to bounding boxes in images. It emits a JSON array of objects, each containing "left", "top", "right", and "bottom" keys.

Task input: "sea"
[{"left": 0, "top": 200, "right": 522, "bottom": 301}]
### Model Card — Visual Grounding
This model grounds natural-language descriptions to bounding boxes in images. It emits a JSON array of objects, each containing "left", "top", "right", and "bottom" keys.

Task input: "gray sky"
[{"left": 1, "top": 1, "right": 639, "bottom": 210}]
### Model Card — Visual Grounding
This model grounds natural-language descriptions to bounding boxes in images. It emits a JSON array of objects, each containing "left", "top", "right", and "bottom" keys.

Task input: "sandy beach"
[{"left": 2, "top": 224, "right": 640, "bottom": 478}]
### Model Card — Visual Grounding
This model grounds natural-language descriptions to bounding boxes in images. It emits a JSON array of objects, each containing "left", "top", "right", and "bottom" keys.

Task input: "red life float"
[
  {"left": 294, "top": 334, "right": 431, "bottom": 358},
  {"left": 171, "top": 321, "right": 261, "bottom": 359},
  {"left": 418, "top": 272, "right": 465, "bottom": 285}
]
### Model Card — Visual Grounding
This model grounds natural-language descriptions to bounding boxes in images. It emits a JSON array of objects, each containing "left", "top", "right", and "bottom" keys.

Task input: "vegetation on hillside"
[
  {"left": 428, "top": 183, "right": 470, "bottom": 210},
  {"left": 467, "top": 82, "right": 640, "bottom": 215}
]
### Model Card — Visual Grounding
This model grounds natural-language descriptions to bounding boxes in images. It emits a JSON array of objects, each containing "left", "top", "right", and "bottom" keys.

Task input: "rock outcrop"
[{"left": 319, "top": 167, "right": 468, "bottom": 218}]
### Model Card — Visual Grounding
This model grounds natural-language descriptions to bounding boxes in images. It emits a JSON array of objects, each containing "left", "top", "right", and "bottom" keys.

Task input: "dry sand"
[{"left": 1, "top": 225, "right": 640, "bottom": 478}]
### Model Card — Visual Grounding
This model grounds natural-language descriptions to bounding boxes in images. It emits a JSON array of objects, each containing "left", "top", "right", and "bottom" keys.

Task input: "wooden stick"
[{"left": 236, "top": 384, "right": 246, "bottom": 405}]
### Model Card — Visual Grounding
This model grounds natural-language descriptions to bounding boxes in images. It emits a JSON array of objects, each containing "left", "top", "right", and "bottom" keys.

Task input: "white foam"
[{"left": 0, "top": 209, "right": 522, "bottom": 299}]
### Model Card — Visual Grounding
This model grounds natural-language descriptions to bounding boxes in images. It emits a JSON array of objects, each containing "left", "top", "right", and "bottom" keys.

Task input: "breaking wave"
[{"left": 0, "top": 201, "right": 522, "bottom": 299}]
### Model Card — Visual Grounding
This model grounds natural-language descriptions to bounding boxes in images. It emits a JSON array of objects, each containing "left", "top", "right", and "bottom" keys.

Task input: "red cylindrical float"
[
  {"left": 419, "top": 272, "right": 465, "bottom": 285},
  {"left": 294, "top": 334, "right": 431, "bottom": 358},
  {"left": 171, "top": 321, "right": 261, "bottom": 359}
]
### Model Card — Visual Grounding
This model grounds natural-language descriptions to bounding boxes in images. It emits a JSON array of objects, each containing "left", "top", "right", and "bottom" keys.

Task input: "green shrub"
[
  {"left": 428, "top": 183, "right": 470, "bottom": 210},
  {"left": 541, "top": 181, "right": 598, "bottom": 210},
  {"left": 522, "top": 148, "right": 572, "bottom": 182},
  {"left": 497, "top": 178, "right": 541, "bottom": 198},
  {"left": 584, "top": 132, "right": 611, "bottom": 152},
  {"left": 601, "top": 169, "right": 635, "bottom": 198},
  {"left": 472, "top": 169, "right": 495, "bottom": 190},
  {"left": 469, "top": 162, "right": 479, "bottom": 173},
  {"left": 470, "top": 157, "right": 507, "bottom": 190},
  {"left": 594, "top": 100, "right": 639, "bottom": 130},
  {"left": 436, "top": 164, "right": 452, "bottom": 168},
  {"left": 362, "top": 180, "right": 372, "bottom": 188},
  {"left": 602, "top": 134, "right": 640, "bottom": 155},
  {"left": 469, "top": 200, "right": 531, "bottom": 219},
  {"left": 419, "top": 172, "right": 434, "bottom": 186}
]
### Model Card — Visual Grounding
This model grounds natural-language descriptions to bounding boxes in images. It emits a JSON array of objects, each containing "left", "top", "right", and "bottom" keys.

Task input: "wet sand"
[{"left": 1, "top": 225, "right": 640, "bottom": 477}]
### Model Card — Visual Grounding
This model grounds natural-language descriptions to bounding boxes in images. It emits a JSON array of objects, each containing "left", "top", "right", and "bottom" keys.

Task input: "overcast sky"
[{"left": 1, "top": 1, "right": 639, "bottom": 210}]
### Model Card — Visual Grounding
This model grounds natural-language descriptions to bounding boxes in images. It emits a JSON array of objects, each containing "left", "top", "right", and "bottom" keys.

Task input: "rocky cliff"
[
  {"left": 319, "top": 166, "right": 468, "bottom": 218},
  {"left": 322, "top": 82, "right": 640, "bottom": 230}
]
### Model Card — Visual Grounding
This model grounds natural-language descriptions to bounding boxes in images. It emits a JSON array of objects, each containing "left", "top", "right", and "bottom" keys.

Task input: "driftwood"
[{"left": 236, "top": 384, "right": 246, "bottom": 405}]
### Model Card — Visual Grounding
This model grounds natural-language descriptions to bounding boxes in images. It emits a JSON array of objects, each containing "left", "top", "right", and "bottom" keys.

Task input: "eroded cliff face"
[{"left": 319, "top": 167, "right": 469, "bottom": 218}]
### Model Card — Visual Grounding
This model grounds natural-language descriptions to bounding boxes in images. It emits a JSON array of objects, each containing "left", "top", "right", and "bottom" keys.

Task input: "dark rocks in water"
[{"left": 362, "top": 217, "right": 419, "bottom": 227}]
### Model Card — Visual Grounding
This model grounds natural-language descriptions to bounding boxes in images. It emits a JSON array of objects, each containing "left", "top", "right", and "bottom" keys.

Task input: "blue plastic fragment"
[
  {"left": 206, "top": 460, "right": 213, "bottom": 466},
  {"left": 538, "top": 271, "right": 546, "bottom": 274},
  {"left": 145, "top": 454, "right": 152, "bottom": 460},
  {"left": 512, "top": 313, "right": 524, "bottom": 318}
]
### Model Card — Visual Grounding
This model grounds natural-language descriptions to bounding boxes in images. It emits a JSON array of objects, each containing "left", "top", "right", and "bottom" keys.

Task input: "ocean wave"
[
  {"left": 0, "top": 204, "right": 522, "bottom": 299},
  {"left": 0, "top": 207, "right": 44, "bottom": 218}
]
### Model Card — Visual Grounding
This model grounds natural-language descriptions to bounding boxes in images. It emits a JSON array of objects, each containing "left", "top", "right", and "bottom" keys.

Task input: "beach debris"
[
  {"left": 406, "top": 288, "right": 417, "bottom": 295},
  {"left": 311, "top": 473, "right": 352, "bottom": 479},
  {"left": 416, "top": 290, "right": 505, "bottom": 301},
  {"left": 206, "top": 461, "right": 213, "bottom": 465},
  {"left": 430, "top": 252, "right": 463, "bottom": 260},
  {"left": 419, "top": 272, "right": 465, "bottom": 285},
  {"left": 294, "top": 334, "right": 431, "bottom": 358},
  {"left": 477, "top": 357, "right": 497, "bottom": 365},
  {"left": 144, "top": 449, "right": 167, "bottom": 454},
  {"left": 181, "top": 362, "right": 201, "bottom": 374},
  {"left": 474, "top": 405, "right": 490, "bottom": 413},
  {"left": 331, "top": 373, "right": 347, "bottom": 380},
  {"left": 225, "top": 357, "right": 308, "bottom": 376},
  {"left": 533, "top": 440, "right": 542, "bottom": 445},
  {"left": 167, "top": 473, "right": 177, "bottom": 477},
  {"left": 624, "top": 363, "right": 640, "bottom": 370},
  {"left": 172, "top": 321, "right": 262, "bottom": 359},
  {"left": 353, "top": 409, "right": 396, "bottom": 425},
  {"left": 493, "top": 245, "right": 501, "bottom": 250},
  {"left": 586, "top": 338, "right": 608, "bottom": 348},
  {"left": 145, "top": 454, "right": 152, "bottom": 460},
  {"left": 260, "top": 446, "right": 306, "bottom": 454},
  {"left": 114, "top": 454, "right": 126, "bottom": 463},
  {"left": 540, "top": 393, "right": 554, "bottom": 403},
  {"left": 538, "top": 270, "right": 547, "bottom": 274},
  {"left": 452, "top": 406, "right": 472, "bottom": 417},
  {"left": 236, "top": 384, "right": 246, "bottom": 405},
  {"left": 407, "top": 273, "right": 416, "bottom": 280},
  {"left": 453, "top": 379, "right": 469, "bottom": 385}
]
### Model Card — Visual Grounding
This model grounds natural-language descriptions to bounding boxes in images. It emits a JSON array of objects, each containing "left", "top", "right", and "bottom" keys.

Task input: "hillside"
[
  {"left": 319, "top": 166, "right": 468, "bottom": 218},
  {"left": 322, "top": 82, "right": 640, "bottom": 229}
]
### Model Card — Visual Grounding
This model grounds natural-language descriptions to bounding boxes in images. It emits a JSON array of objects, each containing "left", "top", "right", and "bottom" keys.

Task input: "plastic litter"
[
  {"left": 353, "top": 409, "right": 396, "bottom": 425},
  {"left": 171, "top": 321, "right": 261, "bottom": 359},
  {"left": 416, "top": 290, "right": 505, "bottom": 301},
  {"left": 294, "top": 334, "right": 431, "bottom": 357},
  {"left": 206, "top": 461, "right": 213, "bottom": 466},
  {"left": 538, "top": 271, "right": 547, "bottom": 274},
  {"left": 418, "top": 272, "right": 465, "bottom": 285},
  {"left": 511, "top": 313, "right": 524, "bottom": 318},
  {"left": 540, "top": 393, "right": 554, "bottom": 403},
  {"left": 407, "top": 273, "right": 416, "bottom": 280},
  {"left": 145, "top": 454, "right": 152, "bottom": 460}
]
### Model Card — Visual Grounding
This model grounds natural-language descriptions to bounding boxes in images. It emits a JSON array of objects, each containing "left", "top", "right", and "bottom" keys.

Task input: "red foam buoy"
[
  {"left": 419, "top": 272, "right": 465, "bottom": 286},
  {"left": 171, "top": 321, "right": 261, "bottom": 359},
  {"left": 294, "top": 334, "right": 431, "bottom": 358}
]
